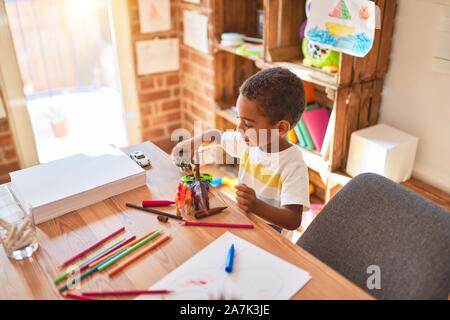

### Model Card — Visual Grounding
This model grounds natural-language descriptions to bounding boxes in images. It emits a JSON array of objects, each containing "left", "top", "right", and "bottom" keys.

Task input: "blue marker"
[{"left": 225, "top": 244, "right": 235, "bottom": 273}]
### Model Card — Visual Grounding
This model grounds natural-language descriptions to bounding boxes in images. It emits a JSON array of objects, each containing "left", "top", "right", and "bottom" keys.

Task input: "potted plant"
[{"left": 43, "top": 106, "right": 68, "bottom": 138}]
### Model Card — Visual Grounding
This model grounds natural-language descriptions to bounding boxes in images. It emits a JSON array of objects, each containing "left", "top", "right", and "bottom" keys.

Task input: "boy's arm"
[
  {"left": 235, "top": 184, "right": 303, "bottom": 230},
  {"left": 172, "top": 129, "right": 223, "bottom": 160}
]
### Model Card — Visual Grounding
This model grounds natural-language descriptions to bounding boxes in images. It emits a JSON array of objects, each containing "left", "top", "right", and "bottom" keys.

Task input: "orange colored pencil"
[
  {"left": 108, "top": 234, "right": 171, "bottom": 277},
  {"left": 88, "top": 230, "right": 155, "bottom": 268}
]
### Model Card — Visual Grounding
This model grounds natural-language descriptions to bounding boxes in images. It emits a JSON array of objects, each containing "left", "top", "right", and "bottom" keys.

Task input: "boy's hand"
[
  {"left": 235, "top": 184, "right": 259, "bottom": 213},
  {"left": 172, "top": 139, "right": 194, "bottom": 161}
]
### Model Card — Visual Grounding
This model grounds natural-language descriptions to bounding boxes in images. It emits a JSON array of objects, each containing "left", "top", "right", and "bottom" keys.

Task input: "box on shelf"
[{"left": 346, "top": 124, "right": 418, "bottom": 183}]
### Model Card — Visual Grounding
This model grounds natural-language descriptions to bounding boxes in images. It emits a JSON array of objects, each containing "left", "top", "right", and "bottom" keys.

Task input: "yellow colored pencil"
[{"left": 88, "top": 230, "right": 155, "bottom": 268}]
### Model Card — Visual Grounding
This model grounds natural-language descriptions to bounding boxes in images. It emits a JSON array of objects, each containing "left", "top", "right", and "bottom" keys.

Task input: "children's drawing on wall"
[{"left": 305, "top": 0, "right": 376, "bottom": 57}]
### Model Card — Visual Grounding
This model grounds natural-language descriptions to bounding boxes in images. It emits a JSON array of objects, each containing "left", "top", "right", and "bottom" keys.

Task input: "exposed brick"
[
  {"left": 191, "top": 51, "right": 213, "bottom": 69},
  {"left": 168, "top": 112, "right": 181, "bottom": 122},
  {"left": 3, "top": 148, "right": 17, "bottom": 160},
  {"left": 162, "top": 100, "right": 180, "bottom": 111},
  {"left": 139, "top": 90, "right": 171, "bottom": 103},
  {"left": 0, "top": 134, "right": 13, "bottom": 146},
  {"left": 140, "top": 78, "right": 154, "bottom": 90},
  {"left": 166, "top": 74, "right": 179, "bottom": 86},
  {"left": 143, "top": 128, "right": 165, "bottom": 141},
  {"left": 0, "top": 161, "right": 20, "bottom": 175}
]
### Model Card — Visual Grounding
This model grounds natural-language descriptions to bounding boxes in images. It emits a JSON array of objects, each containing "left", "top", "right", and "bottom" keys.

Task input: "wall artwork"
[
  {"left": 136, "top": 38, "right": 179, "bottom": 75},
  {"left": 305, "top": 0, "right": 376, "bottom": 57},
  {"left": 138, "top": 0, "right": 171, "bottom": 33}
]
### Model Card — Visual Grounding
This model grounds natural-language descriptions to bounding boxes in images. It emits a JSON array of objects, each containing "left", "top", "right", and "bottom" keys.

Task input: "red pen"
[{"left": 142, "top": 200, "right": 175, "bottom": 207}]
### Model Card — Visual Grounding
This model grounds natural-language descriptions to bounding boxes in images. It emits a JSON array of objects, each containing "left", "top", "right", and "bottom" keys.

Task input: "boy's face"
[{"left": 236, "top": 94, "right": 289, "bottom": 148}]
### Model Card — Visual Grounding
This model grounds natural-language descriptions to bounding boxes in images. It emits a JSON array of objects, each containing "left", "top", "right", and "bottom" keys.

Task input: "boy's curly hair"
[{"left": 239, "top": 67, "right": 306, "bottom": 127}]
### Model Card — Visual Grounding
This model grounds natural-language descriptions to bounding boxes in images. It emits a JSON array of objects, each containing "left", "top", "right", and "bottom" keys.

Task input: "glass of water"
[{"left": 0, "top": 185, "right": 39, "bottom": 260}]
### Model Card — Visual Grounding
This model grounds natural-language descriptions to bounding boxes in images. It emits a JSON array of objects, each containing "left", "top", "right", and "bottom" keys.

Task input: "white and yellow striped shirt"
[{"left": 221, "top": 131, "right": 310, "bottom": 211}]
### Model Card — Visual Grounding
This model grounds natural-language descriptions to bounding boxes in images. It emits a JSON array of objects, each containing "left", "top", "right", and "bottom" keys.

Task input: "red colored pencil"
[
  {"left": 181, "top": 221, "right": 254, "bottom": 229},
  {"left": 61, "top": 226, "right": 125, "bottom": 267},
  {"left": 81, "top": 290, "right": 172, "bottom": 297},
  {"left": 142, "top": 200, "right": 175, "bottom": 207},
  {"left": 64, "top": 293, "right": 96, "bottom": 300}
]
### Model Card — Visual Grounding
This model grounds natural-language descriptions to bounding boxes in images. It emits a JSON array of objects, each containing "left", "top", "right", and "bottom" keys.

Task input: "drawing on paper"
[
  {"left": 305, "top": 0, "right": 376, "bottom": 57},
  {"left": 136, "top": 232, "right": 311, "bottom": 300}
]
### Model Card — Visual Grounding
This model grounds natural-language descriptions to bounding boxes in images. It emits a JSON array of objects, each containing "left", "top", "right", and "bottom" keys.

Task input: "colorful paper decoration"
[{"left": 305, "top": 0, "right": 376, "bottom": 58}]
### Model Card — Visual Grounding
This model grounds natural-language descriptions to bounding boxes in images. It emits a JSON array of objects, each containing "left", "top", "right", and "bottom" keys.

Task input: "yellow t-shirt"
[{"left": 221, "top": 131, "right": 310, "bottom": 211}]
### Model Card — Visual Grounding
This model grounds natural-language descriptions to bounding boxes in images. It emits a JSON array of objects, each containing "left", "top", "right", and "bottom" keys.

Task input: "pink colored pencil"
[
  {"left": 142, "top": 200, "right": 175, "bottom": 207},
  {"left": 79, "top": 235, "right": 136, "bottom": 272},
  {"left": 81, "top": 290, "right": 172, "bottom": 297},
  {"left": 182, "top": 221, "right": 254, "bottom": 229},
  {"left": 64, "top": 293, "right": 96, "bottom": 300},
  {"left": 61, "top": 226, "right": 125, "bottom": 267}
]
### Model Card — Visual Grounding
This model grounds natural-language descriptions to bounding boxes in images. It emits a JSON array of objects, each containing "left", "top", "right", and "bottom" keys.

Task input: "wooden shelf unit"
[{"left": 213, "top": 0, "right": 398, "bottom": 203}]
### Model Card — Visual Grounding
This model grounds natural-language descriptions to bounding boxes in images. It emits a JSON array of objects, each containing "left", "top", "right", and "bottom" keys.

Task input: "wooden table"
[{"left": 0, "top": 142, "right": 373, "bottom": 300}]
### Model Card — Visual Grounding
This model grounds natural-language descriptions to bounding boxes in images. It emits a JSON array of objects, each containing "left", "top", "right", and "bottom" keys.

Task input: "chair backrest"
[{"left": 297, "top": 173, "right": 450, "bottom": 300}]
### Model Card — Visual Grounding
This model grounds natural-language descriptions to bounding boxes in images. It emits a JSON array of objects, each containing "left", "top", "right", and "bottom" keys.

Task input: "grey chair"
[{"left": 297, "top": 173, "right": 450, "bottom": 300}]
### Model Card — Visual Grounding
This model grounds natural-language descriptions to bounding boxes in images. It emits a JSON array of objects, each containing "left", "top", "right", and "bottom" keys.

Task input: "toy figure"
[
  {"left": 174, "top": 183, "right": 192, "bottom": 216},
  {"left": 190, "top": 163, "right": 210, "bottom": 214}
]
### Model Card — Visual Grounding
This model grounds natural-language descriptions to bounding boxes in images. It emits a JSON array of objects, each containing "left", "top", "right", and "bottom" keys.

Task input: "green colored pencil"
[
  {"left": 54, "top": 239, "right": 124, "bottom": 285},
  {"left": 97, "top": 231, "right": 161, "bottom": 271},
  {"left": 58, "top": 266, "right": 99, "bottom": 293}
]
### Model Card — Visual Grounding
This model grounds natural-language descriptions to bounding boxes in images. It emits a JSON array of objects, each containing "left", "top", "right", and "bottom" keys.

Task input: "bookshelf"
[{"left": 213, "top": 0, "right": 398, "bottom": 202}]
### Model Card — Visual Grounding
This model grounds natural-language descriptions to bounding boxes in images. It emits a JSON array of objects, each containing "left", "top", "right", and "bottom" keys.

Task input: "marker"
[
  {"left": 225, "top": 244, "right": 235, "bottom": 273},
  {"left": 142, "top": 200, "right": 175, "bottom": 207}
]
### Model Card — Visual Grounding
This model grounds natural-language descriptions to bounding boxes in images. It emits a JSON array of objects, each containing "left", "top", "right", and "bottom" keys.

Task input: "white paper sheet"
[
  {"left": 9, "top": 145, "right": 144, "bottom": 209},
  {"left": 138, "top": 0, "right": 171, "bottom": 33},
  {"left": 305, "top": 0, "right": 376, "bottom": 57},
  {"left": 138, "top": 232, "right": 311, "bottom": 300},
  {"left": 183, "top": 10, "right": 209, "bottom": 54},
  {"left": 136, "top": 38, "right": 180, "bottom": 75}
]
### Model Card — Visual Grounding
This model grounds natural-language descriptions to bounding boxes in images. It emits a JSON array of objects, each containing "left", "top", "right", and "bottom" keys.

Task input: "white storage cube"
[{"left": 346, "top": 124, "right": 419, "bottom": 182}]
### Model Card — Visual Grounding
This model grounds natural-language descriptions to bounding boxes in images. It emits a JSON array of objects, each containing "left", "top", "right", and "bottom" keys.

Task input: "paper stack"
[{"left": 9, "top": 145, "right": 146, "bottom": 224}]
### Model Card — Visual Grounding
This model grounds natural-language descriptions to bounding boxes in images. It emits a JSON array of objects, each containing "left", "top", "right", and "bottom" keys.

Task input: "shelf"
[
  {"left": 255, "top": 59, "right": 339, "bottom": 90},
  {"left": 214, "top": 43, "right": 263, "bottom": 62},
  {"left": 215, "top": 104, "right": 239, "bottom": 126},
  {"left": 299, "top": 147, "right": 331, "bottom": 175},
  {"left": 215, "top": 43, "right": 339, "bottom": 91}
]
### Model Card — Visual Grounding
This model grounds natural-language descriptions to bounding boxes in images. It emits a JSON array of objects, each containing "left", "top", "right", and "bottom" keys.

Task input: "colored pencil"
[
  {"left": 78, "top": 238, "right": 126, "bottom": 268},
  {"left": 194, "top": 206, "right": 228, "bottom": 219},
  {"left": 108, "top": 235, "right": 171, "bottom": 277},
  {"left": 54, "top": 238, "right": 125, "bottom": 285},
  {"left": 58, "top": 267, "right": 99, "bottom": 293},
  {"left": 181, "top": 221, "right": 254, "bottom": 229},
  {"left": 142, "top": 200, "right": 175, "bottom": 207},
  {"left": 63, "top": 293, "right": 96, "bottom": 301},
  {"left": 81, "top": 235, "right": 136, "bottom": 269},
  {"left": 81, "top": 290, "right": 172, "bottom": 296},
  {"left": 97, "top": 231, "right": 162, "bottom": 271},
  {"left": 88, "top": 230, "right": 155, "bottom": 268},
  {"left": 61, "top": 226, "right": 125, "bottom": 267},
  {"left": 126, "top": 203, "right": 184, "bottom": 221}
]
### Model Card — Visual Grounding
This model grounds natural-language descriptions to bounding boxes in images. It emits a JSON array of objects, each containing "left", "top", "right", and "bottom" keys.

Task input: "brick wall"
[
  {"left": 128, "top": 0, "right": 182, "bottom": 151},
  {"left": 178, "top": 0, "right": 216, "bottom": 134},
  {"left": 0, "top": 89, "right": 20, "bottom": 183}
]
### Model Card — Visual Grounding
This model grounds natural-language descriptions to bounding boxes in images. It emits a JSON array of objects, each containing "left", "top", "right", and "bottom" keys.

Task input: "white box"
[{"left": 346, "top": 124, "right": 419, "bottom": 182}]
